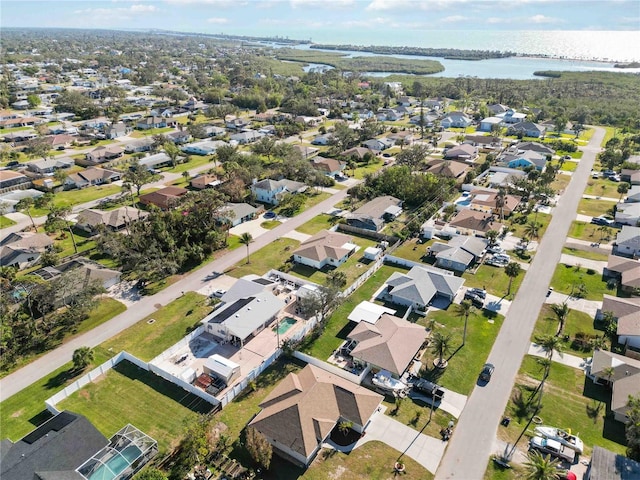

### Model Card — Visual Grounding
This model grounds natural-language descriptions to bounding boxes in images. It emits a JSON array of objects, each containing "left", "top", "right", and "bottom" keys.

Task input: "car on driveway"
[
  {"left": 529, "top": 436, "right": 576, "bottom": 463},
  {"left": 263, "top": 211, "right": 276, "bottom": 219},
  {"left": 479, "top": 363, "right": 495, "bottom": 382},
  {"left": 487, "top": 245, "right": 505, "bottom": 254},
  {"left": 467, "top": 288, "right": 487, "bottom": 299},
  {"left": 210, "top": 289, "right": 226, "bottom": 298},
  {"left": 591, "top": 215, "right": 614, "bottom": 226}
]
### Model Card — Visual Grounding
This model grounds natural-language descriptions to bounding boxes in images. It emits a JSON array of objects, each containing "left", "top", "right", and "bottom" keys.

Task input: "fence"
[
  {"left": 218, "top": 349, "right": 281, "bottom": 408},
  {"left": 337, "top": 223, "right": 400, "bottom": 246},
  {"left": 293, "top": 351, "right": 370, "bottom": 385},
  {"left": 149, "top": 325, "right": 206, "bottom": 365},
  {"left": 342, "top": 256, "right": 385, "bottom": 297}
]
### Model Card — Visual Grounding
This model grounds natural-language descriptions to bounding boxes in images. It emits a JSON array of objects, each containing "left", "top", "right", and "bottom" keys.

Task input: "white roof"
[
  {"left": 364, "top": 246, "right": 382, "bottom": 255},
  {"left": 348, "top": 300, "right": 397, "bottom": 324},
  {"left": 204, "top": 354, "right": 240, "bottom": 380}
]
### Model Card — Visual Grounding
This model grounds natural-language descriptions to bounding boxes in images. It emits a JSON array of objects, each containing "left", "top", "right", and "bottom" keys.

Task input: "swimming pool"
[
  {"left": 276, "top": 317, "right": 297, "bottom": 335},
  {"left": 88, "top": 445, "right": 142, "bottom": 480}
]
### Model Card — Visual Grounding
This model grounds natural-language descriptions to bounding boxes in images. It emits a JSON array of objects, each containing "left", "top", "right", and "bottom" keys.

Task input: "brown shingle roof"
[
  {"left": 139, "top": 186, "right": 188, "bottom": 210},
  {"left": 293, "top": 230, "right": 353, "bottom": 263},
  {"left": 449, "top": 209, "right": 504, "bottom": 234},
  {"left": 249, "top": 365, "right": 382, "bottom": 460}
]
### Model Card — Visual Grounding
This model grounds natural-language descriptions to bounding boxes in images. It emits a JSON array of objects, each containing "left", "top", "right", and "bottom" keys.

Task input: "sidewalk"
[
  {"left": 527, "top": 343, "right": 589, "bottom": 370},
  {"left": 545, "top": 291, "right": 602, "bottom": 317},
  {"left": 559, "top": 253, "right": 607, "bottom": 273}
]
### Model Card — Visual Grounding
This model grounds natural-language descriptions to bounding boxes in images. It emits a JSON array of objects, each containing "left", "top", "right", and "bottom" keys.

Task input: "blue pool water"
[
  {"left": 276, "top": 317, "right": 297, "bottom": 335},
  {"left": 88, "top": 445, "right": 142, "bottom": 480}
]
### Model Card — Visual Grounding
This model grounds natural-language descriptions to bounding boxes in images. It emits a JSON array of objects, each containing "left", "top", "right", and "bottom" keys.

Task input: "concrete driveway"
[
  {"left": 559, "top": 253, "right": 607, "bottom": 273},
  {"left": 544, "top": 292, "right": 602, "bottom": 318},
  {"left": 229, "top": 215, "right": 270, "bottom": 238},
  {"left": 355, "top": 410, "right": 447, "bottom": 474}
]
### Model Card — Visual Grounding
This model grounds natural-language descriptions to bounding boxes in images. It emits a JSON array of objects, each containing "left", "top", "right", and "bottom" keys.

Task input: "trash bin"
[{"left": 501, "top": 417, "right": 511, "bottom": 427}]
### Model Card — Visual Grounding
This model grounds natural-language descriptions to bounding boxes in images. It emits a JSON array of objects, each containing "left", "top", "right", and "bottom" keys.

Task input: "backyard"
[
  {"left": 226, "top": 237, "right": 300, "bottom": 279},
  {"left": 549, "top": 263, "right": 612, "bottom": 300}
]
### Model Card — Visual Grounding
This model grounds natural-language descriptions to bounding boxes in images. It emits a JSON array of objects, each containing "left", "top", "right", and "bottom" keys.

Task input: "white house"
[
  {"left": 440, "top": 112, "right": 473, "bottom": 129},
  {"left": 250, "top": 178, "right": 307, "bottom": 205},
  {"left": 292, "top": 230, "right": 357, "bottom": 269}
]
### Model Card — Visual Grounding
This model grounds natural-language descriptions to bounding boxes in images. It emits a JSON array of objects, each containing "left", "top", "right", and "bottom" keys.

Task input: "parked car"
[
  {"left": 479, "top": 363, "right": 495, "bottom": 382},
  {"left": 210, "top": 289, "right": 226, "bottom": 298},
  {"left": 412, "top": 378, "right": 445, "bottom": 399},
  {"left": 467, "top": 288, "right": 487, "bottom": 299},
  {"left": 486, "top": 258, "right": 507, "bottom": 267},
  {"left": 529, "top": 436, "right": 576, "bottom": 463},
  {"left": 487, "top": 245, "right": 505, "bottom": 254},
  {"left": 591, "top": 215, "right": 614, "bottom": 226}
]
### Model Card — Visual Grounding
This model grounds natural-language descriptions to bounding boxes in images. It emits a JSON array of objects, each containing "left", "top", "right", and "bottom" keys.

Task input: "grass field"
[
  {"left": 391, "top": 238, "right": 436, "bottom": 263},
  {"left": 353, "top": 159, "right": 385, "bottom": 179},
  {"left": 507, "top": 212, "right": 552, "bottom": 241},
  {"left": 260, "top": 220, "right": 281, "bottom": 229},
  {"left": 30, "top": 184, "right": 123, "bottom": 216},
  {"left": 58, "top": 360, "right": 213, "bottom": 453},
  {"left": 500, "top": 356, "right": 627, "bottom": 456},
  {"left": 577, "top": 197, "right": 617, "bottom": 218},
  {"left": 381, "top": 392, "right": 456, "bottom": 438},
  {"left": 164, "top": 155, "right": 215, "bottom": 174},
  {"left": 463, "top": 264, "right": 525, "bottom": 299},
  {"left": 226, "top": 237, "right": 300, "bottom": 279},
  {"left": 0, "top": 215, "right": 17, "bottom": 228},
  {"left": 0, "top": 292, "right": 209, "bottom": 442},
  {"left": 531, "top": 304, "right": 603, "bottom": 356},
  {"left": 567, "top": 221, "right": 616, "bottom": 244},
  {"left": 551, "top": 174, "right": 571, "bottom": 194},
  {"left": 562, "top": 246, "right": 609, "bottom": 262},
  {"left": 584, "top": 178, "right": 626, "bottom": 199},
  {"left": 419, "top": 309, "right": 504, "bottom": 396},
  {"left": 549, "top": 263, "right": 613, "bottom": 300},
  {"left": 295, "top": 214, "right": 339, "bottom": 235},
  {"left": 551, "top": 160, "right": 578, "bottom": 172}
]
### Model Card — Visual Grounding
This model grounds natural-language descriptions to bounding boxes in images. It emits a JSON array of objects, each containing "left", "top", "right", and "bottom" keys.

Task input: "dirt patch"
[
  {"left": 328, "top": 465, "right": 346, "bottom": 480},
  {"left": 79, "top": 389, "right": 90, "bottom": 400},
  {"left": 92, "top": 373, "right": 107, "bottom": 384},
  {"left": 10, "top": 408, "right": 24, "bottom": 418}
]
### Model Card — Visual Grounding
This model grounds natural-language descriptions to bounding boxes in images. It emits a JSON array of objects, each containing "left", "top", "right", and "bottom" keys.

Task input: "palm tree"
[
  {"left": 523, "top": 450, "right": 562, "bottom": 480},
  {"left": 338, "top": 420, "right": 353, "bottom": 437},
  {"left": 72, "top": 346, "right": 94, "bottom": 372},
  {"left": 431, "top": 331, "right": 454, "bottom": 368},
  {"left": 617, "top": 182, "right": 630, "bottom": 202},
  {"left": 239, "top": 232, "right": 253, "bottom": 264},
  {"left": 486, "top": 229, "right": 499, "bottom": 247},
  {"left": 454, "top": 300, "right": 473, "bottom": 346},
  {"left": 496, "top": 187, "right": 507, "bottom": 221},
  {"left": 535, "top": 334, "right": 564, "bottom": 363},
  {"left": 601, "top": 366, "right": 615, "bottom": 387},
  {"left": 524, "top": 221, "right": 541, "bottom": 240},
  {"left": 504, "top": 262, "right": 522, "bottom": 295},
  {"left": 549, "top": 302, "right": 570, "bottom": 337}
]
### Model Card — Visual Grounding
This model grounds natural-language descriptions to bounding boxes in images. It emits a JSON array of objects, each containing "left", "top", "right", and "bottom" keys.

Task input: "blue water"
[
  {"left": 276, "top": 317, "right": 297, "bottom": 335},
  {"left": 88, "top": 445, "right": 142, "bottom": 480}
]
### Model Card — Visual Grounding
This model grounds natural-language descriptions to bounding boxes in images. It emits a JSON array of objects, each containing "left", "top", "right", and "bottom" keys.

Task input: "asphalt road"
[
  {"left": 0, "top": 187, "right": 348, "bottom": 401},
  {"left": 435, "top": 127, "right": 605, "bottom": 480}
]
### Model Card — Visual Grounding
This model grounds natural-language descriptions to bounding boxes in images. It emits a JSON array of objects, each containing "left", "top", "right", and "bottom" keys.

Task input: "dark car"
[
  {"left": 413, "top": 378, "right": 445, "bottom": 399},
  {"left": 479, "top": 363, "right": 495, "bottom": 382},
  {"left": 467, "top": 288, "right": 487, "bottom": 299}
]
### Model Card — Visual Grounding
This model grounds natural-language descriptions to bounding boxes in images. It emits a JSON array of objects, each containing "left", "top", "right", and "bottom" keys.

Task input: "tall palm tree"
[
  {"left": 617, "top": 182, "right": 630, "bottom": 202},
  {"left": 504, "top": 262, "right": 522, "bottom": 295},
  {"left": 486, "top": 229, "right": 499, "bottom": 247},
  {"left": 431, "top": 331, "right": 454, "bottom": 368},
  {"left": 523, "top": 450, "right": 562, "bottom": 480},
  {"left": 239, "top": 232, "right": 253, "bottom": 264},
  {"left": 496, "top": 187, "right": 507, "bottom": 221},
  {"left": 601, "top": 366, "right": 615, "bottom": 387},
  {"left": 72, "top": 346, "right": 94, "bottom": 372},
  {"left": 524, "top": 221, "right": 541, "bottom": 240},
  {"left": 549, "top": 302, "right": 570, "bottom": 337},
  {"left": 535, "top": 334, "right": 564, "bottom": 363},
  {"left": 454, "top": 300, "right": 473, "bottom": 346}
]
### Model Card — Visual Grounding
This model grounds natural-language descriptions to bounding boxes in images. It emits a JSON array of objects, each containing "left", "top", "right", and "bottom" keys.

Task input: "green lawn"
[
  {"left": 549, "top": 263, "right": 613, "bottom": 300},
  {"left": 484, "top": 459, "right": 525, "bottom": 480},
  {"left": 501, "top": 355, "right": 627, "bottom": 456},
  {"left": 382, "top": 395, "right": 455, "bottom": 439},
  {"left": 0, "top": 215, "right": 17, "bottom": 228},
  {"left": 58, "top": 360, "right": 213, "bottom": 453},
  {"left": 0, "top": 292, "right": 209, "bottom": 441},
  {"left": 419, "top": 309, "right": 504, "bottom": 396},
  {"left": 301, "top": 265, "right": 408, "bottom": 361},
  {"left": 463, "top": 264, "right": 525, "bottom": 299},
  {"left": 353, "top": 159, "right": 384, "bottom": 180},
  {"left": 507, "top": 212, "right": 552, "bottom": 241},
  {"left": 295, "top": 214, "right": 339, "bottom": 235},
  {"left": 227, "top": 238, "right": 300, "bottom": 279},
  {"left": 164, "top": 155, "right": 216, "bottom": 174},
  {"left": 130, "top": 127, "right": 174, "bottom": 137},
  {"left": 577, "top": 198, "right": 617, "bottom": 218},
  {"left": 567, "top": 221, "right": 616, "bottom": 244},
  {"left": 562, "top": 246, "right": 609, "bottom": 262},
  {"left": 31, "top": 184, "right": 124, "bottom": 216},
  {"left": 601, "top": 126, "right": 617, "bottom": 147},
  {"left": 47, "top": 227, "right": 98, "bottom": 258},
  {"left": 260, "top": 220, "right": 281, "bottom": 230},
  {"left": 302, "top": 191, "right": 332, "bottom": 209},
  {"left": 584, "top": 179, "right": 626, "bottom": 199},
  {"left": 531, "top": 304, "right": 603, "bottom": 356},
  {"left": 391, "top": 237, "right": 436, "bottom": 263},
  {"left": 551, "top": 160, "right": 578, "bottom": 172}
]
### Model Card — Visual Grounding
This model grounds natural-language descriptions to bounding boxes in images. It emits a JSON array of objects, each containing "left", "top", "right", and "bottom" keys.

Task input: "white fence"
[
  {"left": 218, "top": 349, "right": 281, "bottom": 408},
  {"left": 342, "top": 256, "right": 385, "bottom": 297},
  {"left": 384, "top": 254, "right": 422, "bottom": 270},
  {"left": 149, "top": 325, "right": 206, "bottom": 365},
  {"left": 293, "top": 351, "right": 370, "bottom": 385}
]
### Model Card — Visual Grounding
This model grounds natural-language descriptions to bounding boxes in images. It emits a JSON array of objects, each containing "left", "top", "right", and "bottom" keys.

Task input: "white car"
[
  {"left": 210, "top": 289, "right": 226, "bottom": 298},
  {"left": 488, "top": 246, "right": 505, "bottom": 254}
]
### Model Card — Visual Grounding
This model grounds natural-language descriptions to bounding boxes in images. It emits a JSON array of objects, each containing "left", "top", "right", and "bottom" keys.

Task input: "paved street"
[
  {"left": 0, "top": 187, "right": 348, "bottom": 401},
  {"left": 435, "top": 127, "right": 605, "bottom": 480}
]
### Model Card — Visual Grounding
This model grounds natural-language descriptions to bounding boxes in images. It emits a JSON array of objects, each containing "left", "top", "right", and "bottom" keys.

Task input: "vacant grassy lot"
[
  {"left": 562, "top": 246, "right": 609, "bottom": 262},
  {"left": 354, "top": 159, "right": 384, "bottom": 179},
  {"left": 567, "top": 221, "right": 616, "bottom": 244},
  {"left": 577, "top": 197, "right": 617, "bottom": 218},
  {"left": 165, "top": 155, "right": 215, "bottom": 174},
  {"left": 419, "top": 309, "right": 504, "bottom": 396},
  {"left": 507, "top": 212, "right": 552, "bottom": 241},
  {"left": 531, "top": 304, "right": 602, "bottom": 356},
  {"left": 551, "top": 160, "right": 578, "bottom": 172},
  {"left": 463, "top": 264, "right": 525, "bottom": 299},
  {"left": 39, "top": 185, "right": 123, "bottom": 215},
  {"left": 59, "top": 360, "right": 213, "bottom": 453},
  {"left": 549, "top": 263, "right": 612, "bottom": 300},
  {"left": 0, "top": 292, "right": 209, "bottom": 441},
  {"left": 551, "top": 174, "right": 571, "bottom": 194},
  {"left": 295, "top": 214, "right": 339, "bottom": 235},
  {"left": 0, "top": 215, "right": 17, "bottom": 228},
  {"left": 391, "top": 237, "right": 436, "bottom": 263},
  {"left": 584, "top": 178, "right": 626, "bottom": 199},
  {"left": 501, "top": 355, "right": 627, "bottom": 456},
  {"left": 301, "top": 264, "right": 408, "bottom": 361},
  {"left": 226, "top": 238, "right": 299, "bottom": 279}
]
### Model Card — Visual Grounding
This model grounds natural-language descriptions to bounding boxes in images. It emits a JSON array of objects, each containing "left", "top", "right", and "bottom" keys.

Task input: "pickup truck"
[{"left": 412, "top": 378, "right": 445, "bottom": 400}]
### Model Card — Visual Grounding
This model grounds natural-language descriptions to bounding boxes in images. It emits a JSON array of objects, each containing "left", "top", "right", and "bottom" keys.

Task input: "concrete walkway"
[
  {"left": 566, "top": 237, "right": 613, "bottom": 251},
  {"left": 354, "top": 410, "right": 447, "bottom": 474},
  {"left": 282, "top": 230, "right": 311, "bottom": 242},
  {"left": 559, "top": 253, "right": 607, "bottom": 273},
  {"left": 410, "top": 388, "right": 468, "bottom": 419},
  {"left": 583, "top": 194, "right": 619, "bottom": 203},
  {"left": 545, "top": 291, "right": 602, "bottom": 318},
  {"left": 528, "top": 343, "right": 589, "bottom": 370}
]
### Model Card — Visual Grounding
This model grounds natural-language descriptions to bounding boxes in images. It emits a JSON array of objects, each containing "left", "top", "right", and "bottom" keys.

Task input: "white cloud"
[
  {"left": 165, "top": 0, "right": 246, "bottom": 5},
  {"left": 342, "top": 17, "right": 386, "bottom": 28},
  {"left": 528, "top": 14, "right": 561, "bottom": 24},
  {"left": 486, "top": 17, "right": 507, "bottom": 24},
  {"left": 73, "top": 4, "right": 157, "bottom": 20},
  {"left": 290, "top": 0, "right": 355, "bottom": 8},
  {"left": 441, "top": 15, "right": 467, "bottom": 23},
  {"left": 207, "top": 17, "right": 230, "bottom": 24},
  {"left": 618, "top": 15, "right": 640, "bottom": 25}
]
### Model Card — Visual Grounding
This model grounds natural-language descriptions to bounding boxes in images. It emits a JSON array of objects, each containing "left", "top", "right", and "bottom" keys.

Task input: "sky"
[{"left": 1, "top": 0, "right": 639, "bottom": 36}]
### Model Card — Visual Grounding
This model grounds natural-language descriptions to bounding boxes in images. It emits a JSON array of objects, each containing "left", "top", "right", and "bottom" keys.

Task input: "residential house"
[
  {"left": 348, "top": 313, "right": 427, "bottom": 377},
  {"left": 293, "top": 145, "right": 319, "bottom": 159},
  {"left": 507, "top": 121, "right": 546, "bottom": 138},
  {"left": 514, "top": 141, "right": 554, "bottom": 156},
  {"left": 440, "top": 111, "right": 473, "bottom": 129},
  {"left": 312, "top": 156, "right": 345, "bottom": 177},
  {"left": 613, "top": 226, "right": 640, "bottom": 258},
  {"left": 584, "top": 446, "right": 640, "bottom": 480},
  {"left": 76, "top": 207, "right": 149, "bottom": 234},
  {"left": 500, "top": 149, "right": 548, "bottom": 171},
  {"left": 468, "top": 189, "right": 521, "bottom": 218},
  {"left": 444, "top": 144, "right": 479, "bottom": 162},
  {"left": 428, "top": 235, "right": 488, "bottom": 273},
  {"left": 347, "top": 195, "right": 403, "bottom": 232},
  {"left": 478, "top": 117, "right": 503, "bottom": 132},
  {"left": 258, "top": 125, "right": 277, "bottom": 135},
  {"left": 43, "top": 134, "right": 75, "bottom": 150},
  {"left": 597, "top": 295, "right": 640, "bottom": 350},
  {"left": 26, "top": 157, "right": 74, "bottom": 174},
  {"left": 250, "top": 178, "right": 307, "bottom": 205},
  {"left": 449, "top": 209, "right": 504, "bottom": 237},
  {"left": 139, "top": 186, "right": 188, "bottom": 210},
  {"left": 397, "top": 96, "right": 416, "bottom": 107},
  {"left": 604, "top": 254, "right": 640, "bottom": 294},
  {"left": 621, "top": 168, "right": 640, "bottom": 186},
  {"left": 425, "top": 159, "right": 471, "bottom": 181},
  {"left": 292, "top": 230, "right": 357, "bottom": 270},
  {"left": 589, "top": 349, "right": 640, "bottom": 423},
  {"left": 474, "top": 166, "right": 527, "bottom": 189},
  {"left": 0, "top": 189, "right": 43, "bottom": 213},
  {"left": 136, "top": 116, "right": 176, "bottom": 130},
  {"left": 498, "top": 108, "right": 527, "bottom": 124},
  {"left": 139, "top": 152, "right": 177, "bottom": 171},
  {"left": 65, "top": 167, "right": 121, "bottom": 189},
  {"left": 347, "top": 300, "right": 397, "bottom": 325},
  {"left": 0, "top": 232, "right": 53, "bottom": 269},
  {"left": 181, "top": 139, "right": 226, "bottom": 155},
  {"left": 230, "top": 130, "right": 264, "bottom": 144},
  {"left": 0, "top": 170, "right": 30, "bottom": 189},
  {"left": 124, "top": 138, "right": 154, "bottom": 154},
  {"left": 409, "top": 113, "right": 438, "bottom": 127},
  {"left": 225, "top": 117, "right": 250, "bottom": 130},
  {"left": 0, "top": 116, "right": 43, "bottom": 128},
  {"left": 361, "top": 137, "right": 394, "bottom": 151},
  {"left": 487, "top": 104, "right": 509, "bottom": 115},
  {"left": 626, "top": 185, "right": 640, "bottom": 203},
  {"left": 248, "top": 364, "right": 382, "bottom": 467},
  {"left": 381, "top": 265, "right": 465, "bottom": 312},
  {"left": 190, "top": 173, "right": 223, "bottom": 190},
  {"left": 102, "top": 122, "right": 129, "bottom": 139},
  {"left": 375, "top": 108, "right": 404, "bottom": 122},
  {"left": 218, "top": 202, "right": 260, "bottom": 227},
  {"left": 203, "top": 125, "right": 227, "bottom": 138},
  {"left": 386, "top": 131, "right": 415, "bottom": 147},
  {"left": 311, "top": 133, "right": 333, "bottom": 146},
  {"left": 340, "top": 146, "right": 375, "bottom": 161},
  {"left": 32, "top": 257, "right": 122, "bottom": 290},
  {"left": 83, "top": 145, "right": 124, "bottom": 165},
  {"left": 615, "top": 203, "right": 640, "bottom": 226},
  {"left": 201, "top": 291, "right": 285, "bottom": 346},
  {"left": 166, "top": 130, "right": 192, "bottom": 144}
]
